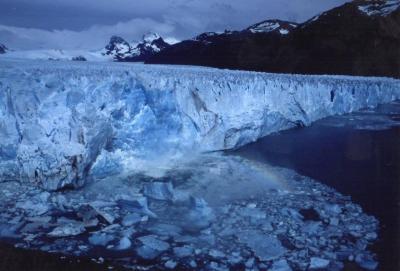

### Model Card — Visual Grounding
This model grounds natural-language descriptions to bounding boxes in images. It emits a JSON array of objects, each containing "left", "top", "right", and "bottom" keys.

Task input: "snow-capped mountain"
[
  {"left": 303, "top": 0, "right": 400, "bottom": 26},
  {"left": 147, "top": 0, "right": 400, "bottom": 78},
  {"left": 0, "top": 32, "right": 171, "bottom": 62},
  {"left": 246, "top": 20, "right": 298, "bottom": 35},
  {"left": 103, "top": 33, "right": 170, "bottom": 61},
  {"left": 168, "top": 20, "right": 297, "bottom": 48},
  {"left": 133, "top": 33, "right": 171, "bottom": 61},
  {"left": 0, "top": 44, "right": 7, "bottom": 54}
]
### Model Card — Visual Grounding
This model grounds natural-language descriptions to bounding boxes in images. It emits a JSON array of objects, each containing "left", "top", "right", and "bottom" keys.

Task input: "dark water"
[
  {"left": 0, "top": 242, "right": 129, "bottom": 271},
  {"left": 234, "top": 104, "right": 400, "bottom": 271}
]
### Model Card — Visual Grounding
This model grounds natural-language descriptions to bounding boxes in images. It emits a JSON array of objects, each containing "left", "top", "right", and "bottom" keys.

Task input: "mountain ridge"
[{"left": 147, "top": 0, "right": 400, "bottom": 78}]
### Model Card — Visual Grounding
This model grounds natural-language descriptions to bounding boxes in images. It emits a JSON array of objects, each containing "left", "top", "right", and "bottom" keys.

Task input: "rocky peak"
[
  {"left": 143, "top": 32, "right": 161, "bottom": 43},
  {"left": 104, "top": 36, "right": 132, "bottom": 59},
  {"left": 104, "top": 33, "right": 170, "bottom": 61},
  {"left": 135, "top": 33, "right": 170, "bottom": 56}
]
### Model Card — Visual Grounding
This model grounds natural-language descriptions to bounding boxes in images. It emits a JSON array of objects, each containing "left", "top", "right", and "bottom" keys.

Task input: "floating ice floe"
[
  {"left": 47, "top": 218, "right": 85, "bottom": 237},
  {"left": 238, "top": 230, "right": 287, "bottom": 261},
  {"left": 0, "top": 153, "right": 381, "bottom": 270},
  {"left": 309, "top": 257, "right": 330, "bottom": 270},
  {"left": 137, "top": 235, "right": 170, "bottom": 260}
]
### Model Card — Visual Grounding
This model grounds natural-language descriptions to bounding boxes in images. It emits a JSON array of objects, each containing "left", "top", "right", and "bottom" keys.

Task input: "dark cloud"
[{"left": 0, "top": 0, "right": 349, "bottom": 49}]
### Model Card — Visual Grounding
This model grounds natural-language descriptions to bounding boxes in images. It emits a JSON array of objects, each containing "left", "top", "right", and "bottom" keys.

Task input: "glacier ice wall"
[{"left": 0, "top": 59, "right": 399, "bottom": 190}]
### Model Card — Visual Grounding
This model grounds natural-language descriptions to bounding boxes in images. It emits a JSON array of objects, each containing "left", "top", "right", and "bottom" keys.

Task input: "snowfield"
[
  {"left": 0, "top": 49, "right": 110, "bottom": 62},
  {"left": 0, "top": 59, "right": 399, "bottom": 190}
]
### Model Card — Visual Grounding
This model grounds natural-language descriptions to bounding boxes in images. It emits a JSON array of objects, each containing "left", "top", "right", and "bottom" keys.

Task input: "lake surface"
[{"left": 233, "top": 102, "right": 400, "bottom": 271}]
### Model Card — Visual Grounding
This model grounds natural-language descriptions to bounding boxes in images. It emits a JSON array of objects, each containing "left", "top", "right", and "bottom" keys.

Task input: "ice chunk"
[
  {"left": 309, "top": 257, "right": 330, "bottom": 270},
  {"left": 16, "top": 200, "right": 49, "bottom": 216},
  {"left": 136, "top": 235, "right": 170, "bottom": 259},
  {"left": 164, "top": 260, "right": 177, "bottom": 269},
  {"left": 238, "top": 230, "right": 287, "bottom": 261},
  {"left": 245, "top": 258, "right": 255, "bottom": 268},
  {"left": 182, "top": 197, "right": 215, "bottom": 232},
  {"left": 89, "top": 150, "right": 123, "bottom": 179},
  {"left": 89, "top": 232, "right": 114, "bottom": 246},
  {"left": 148, "top": 223, "right": 182, "bottom": 237},
  {"left": 77, "top": 204, "right": 100, "bottom": 227},
  {"left": 118, "top": 197, "right": 157, "bottom": 218},
  {"left": 355, "top": 254, "right": 378, "bottom": 270},
  {"left": 143, "top": 182, "right": 175, "bottom": 201},
  {"left": 138, "top": 235, "right": 170, "bottom": 251},
  {"left": 16, "top": 192, "right": 51, "bottom": 216},
  {"left": 21, "top": 222, "right": 47, "bottom": 233},
  {"left": 114, "top": 237, "right": 131, "bottom": 250},
  {"left": 122, "top": 213, "right": 142, "bottom": 227},
  {"left": 0, "top": 222, "right": 20, "bottom": 238},
  {"left": 91, "top": 207, "right": 116, "bottom": 224},
  {"left": 136, "top": 245, "right": 161, "bottom": 260},
  {"left": 173, "top": 245, "right": 194, "bottom": 258},
  {"left": 209, "top": 249, "right": 226, "bottom": 259},
  {"left": 47, "top": 220, "right": 85, "bottom": 237},
  {"left": 271, "top": 259, "right": 292, "bottom": 271},
  {"left": 26, "top": 216, "right": 52, "bottom": 224}
]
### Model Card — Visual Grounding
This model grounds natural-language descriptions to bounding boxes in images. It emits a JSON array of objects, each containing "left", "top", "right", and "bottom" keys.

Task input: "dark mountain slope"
[{"left": 147, "top": 0, "right": 400, "bottom": 78}]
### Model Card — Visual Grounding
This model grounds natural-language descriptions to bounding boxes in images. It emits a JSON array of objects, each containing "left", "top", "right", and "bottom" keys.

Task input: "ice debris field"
[{"left": 0, "top": 59, "right": 399, "bottom": 270}]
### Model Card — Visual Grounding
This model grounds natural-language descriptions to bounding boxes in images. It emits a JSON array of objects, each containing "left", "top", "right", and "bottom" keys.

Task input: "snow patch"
[
  {"left": 358, "top": 0, "right": 400, "bottom": 16},
  {"left": 279, "top": 29, "right": 289, "bottom": 35},
  {"left": 249, "top": 22, "right": 280, "bottom": 33},
  {"left": 143, "top": 32, "right": 161, "bottom": 43}
]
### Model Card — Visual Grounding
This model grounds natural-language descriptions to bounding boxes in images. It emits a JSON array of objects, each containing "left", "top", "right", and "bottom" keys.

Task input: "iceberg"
[{"left": 0, "top": 59, "right": 399, "bottom": 190}]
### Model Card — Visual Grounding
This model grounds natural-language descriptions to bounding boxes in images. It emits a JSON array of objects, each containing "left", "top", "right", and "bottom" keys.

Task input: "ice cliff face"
[{"left": 0, "top": 59, "right": 399, "bottom": 190}]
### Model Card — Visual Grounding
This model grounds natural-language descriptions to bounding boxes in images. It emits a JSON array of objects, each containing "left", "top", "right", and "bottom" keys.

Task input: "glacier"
[{"left": 0, "top": 59, "right": 399, "bottom": 190}]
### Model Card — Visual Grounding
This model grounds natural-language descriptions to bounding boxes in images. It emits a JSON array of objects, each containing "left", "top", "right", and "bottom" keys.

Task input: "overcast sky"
[{"left": 0, "top": 0, "right": 349, "bottom": 50}]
